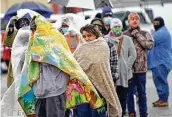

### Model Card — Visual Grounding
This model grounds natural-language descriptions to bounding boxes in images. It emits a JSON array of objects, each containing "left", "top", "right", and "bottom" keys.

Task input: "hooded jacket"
[{"left": 147, "top": 26, "right": 172, "bottom": 69}]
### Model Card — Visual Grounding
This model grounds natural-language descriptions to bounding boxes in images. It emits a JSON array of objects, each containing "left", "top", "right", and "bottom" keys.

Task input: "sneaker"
[
  {"left": 27, "top": 114, "right": 36, "bottom": 117},
  {"left": 152, "top": 100, "right": 160, "bottom": 105},
  {"left": 129, "top": 113, "right": 136, "bottom": 117},
  {"left": 153, "top": 101, "right": 168, "bottom": 107}
]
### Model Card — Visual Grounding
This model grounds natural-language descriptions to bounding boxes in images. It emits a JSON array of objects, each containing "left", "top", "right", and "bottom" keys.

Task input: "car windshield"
[{"left": 113, "top": 12, "right": 147, "bottom": 24}]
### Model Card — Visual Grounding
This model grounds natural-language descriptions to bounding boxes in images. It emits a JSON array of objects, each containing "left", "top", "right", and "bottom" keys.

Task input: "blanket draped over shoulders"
[
  {"left": 74, "top": 38, "right": 122, "bottom": 117},
  {"left": 18, "top": 16, "right": 103, "bottom": 116}
]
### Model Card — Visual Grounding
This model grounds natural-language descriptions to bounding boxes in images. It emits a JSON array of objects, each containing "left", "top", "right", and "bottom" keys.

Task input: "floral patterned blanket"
[{"left": 18, "top": 16, "right": 103, "bottom": 115}]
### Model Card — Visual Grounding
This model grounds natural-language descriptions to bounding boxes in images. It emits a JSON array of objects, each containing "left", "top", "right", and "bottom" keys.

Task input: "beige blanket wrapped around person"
[{"left": 74, "top": 37, "right": 122, "bottom": 117}]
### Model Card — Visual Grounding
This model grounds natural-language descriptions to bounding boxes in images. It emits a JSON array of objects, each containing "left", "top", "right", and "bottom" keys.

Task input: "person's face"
[
  {"left": 129, "top": 15, "right": 140, "bottom": 29},
  {"left": 15, "top": 18, "right": 30, "bottom": 29},
  {"left": 94, "top": 24, "right": 103, "bottom": 33},
  {"left": 61, "top": 23, "right": 69, "bottom": 34},
  {"left": 153, "top": 20, "right": 160, "bottom": 27},
  {"left": 19, "top": 18, "right": 30, "bottom": 25},
  {"left": 82, "top": 31, "right": 96, "bottom": 42},
  {"left": 111, "top": 25, "right": 122, "bottom": 36},
  {"left": 103, "top": 15, "right": 112, "bottom": 25},
  {"left": 62, "top": 23, "right": 69, "bottom": 28},
  {"left": 153, "top": 20, "right": 161, "bottom": 31}
]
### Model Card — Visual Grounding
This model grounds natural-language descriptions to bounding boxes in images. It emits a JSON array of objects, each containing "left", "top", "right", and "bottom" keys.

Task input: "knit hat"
[
  {"left": 128, "top": 12, "right": 140, "bottom": 20},
  {"left": 102, "top": 6, "right": 113, "bottom": 17},
  {"left": 95, "top": 13, "right": 102, "bottom": 19},
  {"left": 91, "top": 18, "right": 104, "bottom": 27},
  {"left": 110, "top": 18, "right": 123, "bottom": 28}
]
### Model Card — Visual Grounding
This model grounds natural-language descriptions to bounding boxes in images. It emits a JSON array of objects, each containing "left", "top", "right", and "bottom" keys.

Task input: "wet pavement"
[{"left": 1, "top": 71, "right": 172, "bottom": 117}]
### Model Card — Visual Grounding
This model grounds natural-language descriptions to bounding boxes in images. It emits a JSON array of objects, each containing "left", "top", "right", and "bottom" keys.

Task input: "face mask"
[
  {"left": 112, "top": 27, "right": 122, "bottom": 36},
  {"left": 62, "top": 27, "right": 68, "bottom": 34},
  {"left": 103, "top": 17, "right": 112, "bottom": 25},
  {"left": 154, "top": 18, "right": 165, "bottom": 31},
  {"left": 154, "top": 25, "right": 160, "bottom": 31},
  {"left": 125, "top": 20, "right": 129, "bottom": 27}
]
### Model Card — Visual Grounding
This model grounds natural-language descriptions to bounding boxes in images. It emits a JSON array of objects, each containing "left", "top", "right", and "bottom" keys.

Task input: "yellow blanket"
[{"left": 18, "top": 16, "right": 103, "bottom": 115}]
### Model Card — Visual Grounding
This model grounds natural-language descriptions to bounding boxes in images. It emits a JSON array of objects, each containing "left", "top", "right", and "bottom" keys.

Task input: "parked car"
[
  {"left": 1, "top": 14, "right": 10, "bottom": 73},
  {"left": 77, "top": 7, "right": 154, "bottom": 33}
]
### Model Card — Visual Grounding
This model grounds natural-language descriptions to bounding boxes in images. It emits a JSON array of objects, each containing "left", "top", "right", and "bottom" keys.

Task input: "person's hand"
[
  {"left": 8, "top": 16, "right": 18, "bottom": 27},
  {"left": 131, "top": 29, "right": 139, "bottom": 37}
]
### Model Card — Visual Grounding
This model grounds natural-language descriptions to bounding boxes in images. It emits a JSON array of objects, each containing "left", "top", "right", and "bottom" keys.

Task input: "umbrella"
[
  {"left": 47, "top": 0, "right": 113, "bottom": 10},
  {"left": 3, "top": 1, "right": 53, "bottom": 20}
]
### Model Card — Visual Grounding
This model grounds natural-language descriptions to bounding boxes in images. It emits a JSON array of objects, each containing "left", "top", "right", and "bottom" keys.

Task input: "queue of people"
[{"left": 1, "top": 6, "right": 172, "bottom": 117}]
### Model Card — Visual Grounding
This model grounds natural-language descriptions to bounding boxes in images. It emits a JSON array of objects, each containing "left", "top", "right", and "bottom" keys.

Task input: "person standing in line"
[
  {"left": 147, "top": 17, "right": 172, "bottom": 107},
  {"left": 29, "top": 16, "right": 68, "bottom": 117},
  {"left": 124, "top": 12, "right": 154, "bottom": 117},
  {"left": 64, "top": 30, "right": 80, "bottom": 53},
  {"left": 105, "top": 18, "right": 137, "bottom": 117},
  {"left": 20, "top": 16, "right": 103, "bottom": 117},
  {"left": 91, "top": 18, "right": 119, "bottom": 84},
  {"left": 3, "top": 16, "right": 18, "bottom": 87},
  {"left": 74, "top": 24, "right": 122, "bottom": 117},
  {"left": 91, "top": 18, "right": 105, "bottom": 36},
  {"left": 3, "top": 13, "right": 33, "bottom": 87},
  {"left": 101, "top": 6, "right": 113, "bottom": 36},
  {"left": 5, "top": 10, "right": 40, "bottom": 117},
  {"left": 58, "top": 17, "right": 81, "bottom": 53}
]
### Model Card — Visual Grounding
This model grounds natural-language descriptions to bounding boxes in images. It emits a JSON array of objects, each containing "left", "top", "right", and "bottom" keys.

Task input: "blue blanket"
[{"left": 147, "top": 26, "right": 172, "bottom": 69}]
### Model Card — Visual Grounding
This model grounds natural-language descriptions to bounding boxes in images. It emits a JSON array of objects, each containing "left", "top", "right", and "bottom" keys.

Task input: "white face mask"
[
  {"left": 61, "top": 27, "right": 68, "bottom": 34},
  {"left": 103, "top": 17, "right": 112, "bottom": 25},
  {"left": 125, "top": 20, "right": 129, "bottom": 27}
]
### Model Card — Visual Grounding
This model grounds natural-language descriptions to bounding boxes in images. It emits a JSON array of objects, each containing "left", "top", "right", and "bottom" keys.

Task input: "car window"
[
  {"left": 112, "top": 12, "right": 125, "bottom": 20},
  {"left": 137, "top": 13, "right": 146, "bottom": 24},
  {"left": 113, "top": 12, "right": 147, "bottom": 24}
]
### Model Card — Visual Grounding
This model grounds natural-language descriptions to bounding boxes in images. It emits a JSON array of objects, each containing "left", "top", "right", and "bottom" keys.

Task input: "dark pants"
[
  {"left": 76, "top": 104, "right": 106, "bottom": 117},
  {"left": 116, "top": 86, "right": 128, "bottom": 117},
  {"left": 65, "top": 109, "right": 76, "bottom": 117},
  {"left": 127, "top": 73, "right": 147, "bottom": 117},
  {"left": 65, "top": 109, "right": 71, "bottom": 117},
  {"left": 35, "top": 93, "right": 66, "bottom": 117},
  {"left": 152, "top": 64, "right": 170, "bottom": 102}
]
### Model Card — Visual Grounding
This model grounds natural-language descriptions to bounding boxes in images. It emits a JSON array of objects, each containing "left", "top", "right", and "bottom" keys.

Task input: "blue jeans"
[
  {"left": 76, "top": 104, "right": 106, "bottom": 117},
  {"left": 152, "top": 64, "right": 170, "bottom": 102},
  {"left": 127, "top": 73, "right": 147, "bottom": 117}
]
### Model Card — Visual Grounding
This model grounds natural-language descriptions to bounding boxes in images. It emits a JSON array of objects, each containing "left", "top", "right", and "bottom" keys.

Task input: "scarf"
[{"left": 109, "top": 32, "right": 124, "bottom": 56}]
